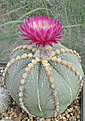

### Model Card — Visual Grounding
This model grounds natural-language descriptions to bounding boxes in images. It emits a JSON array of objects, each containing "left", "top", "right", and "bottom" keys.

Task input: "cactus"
[
  {"left": 4, "top": 42, "right": 83, "bottom": 118},
  {"left": 4, "top": 16, "right": 84, "bottom": 118},
  {"left": 0, "top": 87, "right": 10, "bottom": 114}
]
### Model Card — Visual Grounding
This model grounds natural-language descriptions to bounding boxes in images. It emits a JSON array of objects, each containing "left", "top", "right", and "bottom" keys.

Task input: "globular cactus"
[
  {"left": 4, "top": 42, "right": 83, "bottom": 118},
  {"left": 0, "top": 87, "right": 10, "bottom": 114},
  {"left": 4, "top": 16, "right": 84, "bottom": 118}
]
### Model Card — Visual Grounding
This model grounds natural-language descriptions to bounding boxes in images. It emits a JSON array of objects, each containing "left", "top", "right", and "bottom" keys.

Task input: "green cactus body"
[{"left": 4, "top": 43, "right": 83, "bottom": 118}]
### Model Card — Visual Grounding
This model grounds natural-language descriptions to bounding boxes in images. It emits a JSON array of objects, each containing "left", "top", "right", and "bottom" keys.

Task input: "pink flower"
[{"left": 19, "top": 16, "right": 64, "bottom": 47}]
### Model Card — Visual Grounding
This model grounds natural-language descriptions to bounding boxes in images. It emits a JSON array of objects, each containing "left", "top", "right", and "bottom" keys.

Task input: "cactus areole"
[{"left": 4, "top": 16, "right": 84, "bottom": 118}]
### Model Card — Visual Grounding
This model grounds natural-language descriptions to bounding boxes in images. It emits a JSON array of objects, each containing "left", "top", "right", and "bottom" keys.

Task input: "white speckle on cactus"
[
  {"left": 11, "top": 59, "right": 15, "bottom": 64},
  {"left": 16, "top": 56, "right": 21, "bottom": 61},
  {"left": 13, "top": 49, "right": 16, "bottom": 53},
  {"left": 78, "top": 56, "right": 81, "bottom": 59},
  {"left": 73, "top": 50, "right": 76, "bottom": 54},
  {"left": 19, "top": 98, "right": 23, "bottom": 102},
  {"left": 0, "top": 88, "right": 10, "bottom": 114},
  {"left": 7, "top": 63, "right": 11, "bottom": 68},
  {"left": 21, "top": 79, "right": 25, "bottom": 85},
  {"left": 28, "top": 53, "right": 33, "bottom": 58},
  {"left": 76, "top": 53, "right": 79, "bottom": 56},
  {"left": 65, "top": 49, "right": 69, "bottom": 53},
  {"left": 71, "top": 67, "right": 75, "bottom": 71},
  {"left": 62, "top": 60, "right": 67, "bottom": 65},
  {"left": 81, "top": 80, "right": 83, "bottom": 85},
  {"left": 53, "top": 91, "right": 57, "bottom": 96},
  {"left": 54, "top": 112, "right": 57, "bottom": 117},
  {"left": 56, "top": 58, "right": 61, "bottom": 63},
  {"left": 69, "top": 49, "right": 73, "bottom": 53},
  {"left": 16, "top": 47, "right": 19, "bottom": 50},
  {"left": 54, "top": 96, "right": 59, "bottom": 101},
  {"left": 78, "top": 79, "right": 83, "bottom": 93},
  {"left": 51, "top": 84, "right": 56, "bottom": 89},
  {"left": 20, "top": 102, "right": 24, "bottom": 106},
  {"left": 51, "top": 56, "right": 56, "bottom": 61},
  {"left": 67, "top": 63, "right": 71, "bottom": 68},
  {"left": 78, "top": 75, "right": 82, "bottom": 80},
  {"left": 28, "top": 63, "right": 34, "bottom": 68},
  {"left": 56, "top": 105, "right": 59, "bottom": 110},
  {"left": 75, "top": 71, "right": 79, "bottom": 76},
  {"left": 79, "top": 59, "right": 81, "bottom": 63},
  {"left": 55, "top": 101, "right": 59, "bottom": 105},
  {"left": 42, "top": 60, "right": 48, "bottom": 64},
  {"left": 23, "top": 45, "right": 27, "bottom": 49},
  {"left": 21, "top": 54, "right": 27, "bottom": 59},
  {"left": 35, "top": 58, "right": 40, "bottom": 62},
  {"left": 19, "top": 92, "right": 23, "bottom": 97},
  {"left": 45, "top": 67, "right": 51, "bottom": 72},
  {"left": 32, "top": 60, "right": 37, "bottom": 64},
  {"left": 50, "top": 77, "right": 54, "bottom": 83},
  {"left": 43, "top": 63, "right": 50, "bottom": 67},
  {"left": 27, "top": 46, "right": 32, "bottom": 50},
  {"left": 60, "top": 49, "right": 65, "bottom": 53},
  {"left": 32, "top": 48, "right": 37, "bottom": 52},
  {"left": 25, "top": 68, "right": 30, "bottom": 73},
  {"left": 23, "top": 73, "right": 28, "bottom": 79},
  {"left": 48, "top": 46, "right": 52, "bottom": 50},
  {"left": 5, "top": 68, "right": 8, "bottom": 72},
  {"left": 55, "top": 49, "right": 60, "bottom": 54},
  {"left": 19, "top": 86, "right": 24, "bottom": 91},
  {"left": 52, "top": 51, "right": 55, "bottom": 56},
  {"left": 47, "top": 72, "right": 52, "bottom": 77},
  {"left": 19, "top": 45, "right": 23, "bottom": 49}
]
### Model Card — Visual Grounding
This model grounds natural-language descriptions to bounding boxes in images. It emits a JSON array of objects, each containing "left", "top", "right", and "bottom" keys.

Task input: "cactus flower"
[{"left": 19, "top": 16, "right": 64, "bottom": 47}]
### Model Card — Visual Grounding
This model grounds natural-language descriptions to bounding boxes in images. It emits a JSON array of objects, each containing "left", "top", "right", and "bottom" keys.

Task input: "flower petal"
[{"left": 19, "top": 16, "right": 64, "bottom": 47}]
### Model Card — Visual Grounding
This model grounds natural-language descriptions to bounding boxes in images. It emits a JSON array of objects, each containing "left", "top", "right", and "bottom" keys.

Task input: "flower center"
[{"left": 33, "top": 21, "right": 51, "bottom": 28}]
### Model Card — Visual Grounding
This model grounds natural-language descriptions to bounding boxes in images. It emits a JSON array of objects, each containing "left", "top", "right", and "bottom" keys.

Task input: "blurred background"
[{"left": 0, "top": 0, "right": 85, "bottom": 71}]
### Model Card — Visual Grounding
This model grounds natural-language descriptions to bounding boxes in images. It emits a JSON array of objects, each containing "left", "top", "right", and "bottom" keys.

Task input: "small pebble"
[{"left": 15, "top": 105, "right": 22, "bottom": 114}]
